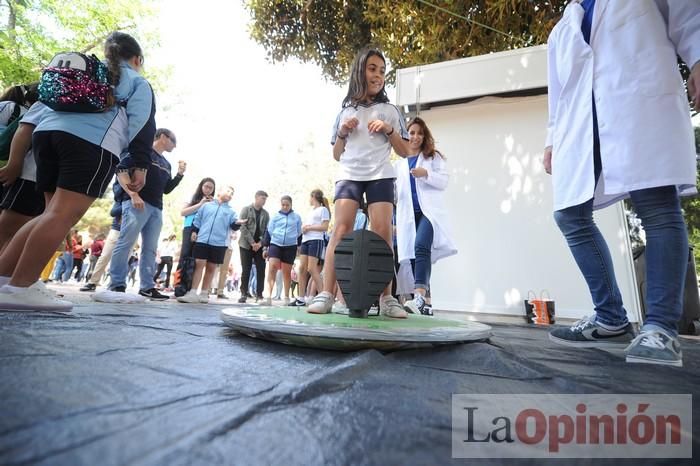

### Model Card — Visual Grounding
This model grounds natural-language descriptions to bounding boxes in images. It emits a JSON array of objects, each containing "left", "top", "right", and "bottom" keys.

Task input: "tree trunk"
[{"left": 7, "top": 0, "right": 19, "bottom": 59}]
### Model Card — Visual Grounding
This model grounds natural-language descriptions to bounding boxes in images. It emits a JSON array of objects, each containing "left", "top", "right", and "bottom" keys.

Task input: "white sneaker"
[
  {"left": 177, "top": 290, "right": 201, "bottom": 304},
  {"left": 264, "top": 297, "right": 272, "bottom": 306},
  {"left": 380, "top": 295, "right": 408, "bottom": 319},
  {"left": 199, "top": 293, "right": 209, "bottom": 304},
  {"left": 332, "top": 301, "right": 349, "bottom": 315},
  {"left": 0, "top": 282, "right": 73, "bottom": 312},
  {"left": 307, "top": 292, "right": 333, "bottom": 314}
]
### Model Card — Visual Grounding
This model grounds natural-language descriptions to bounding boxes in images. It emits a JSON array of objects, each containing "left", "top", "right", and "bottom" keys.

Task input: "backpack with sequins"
[{"left": 38, "top": 52, "right": 115, "bottom": 112}]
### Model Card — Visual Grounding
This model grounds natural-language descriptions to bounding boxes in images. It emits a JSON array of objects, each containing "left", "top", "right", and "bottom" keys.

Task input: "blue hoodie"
[
  {"left": 34, "top": 63, "right": 155, "bottom": 169},
  {"left": 266, "top": 210, "right": 303, "bottom": 247},
  {"left": 192, "top": 200, "right": 240, "bottom": 247}
]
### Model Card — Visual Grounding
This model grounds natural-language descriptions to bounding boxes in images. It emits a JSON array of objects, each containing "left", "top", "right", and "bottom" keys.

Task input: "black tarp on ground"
[{"left": 1, "top": 303, "right": 699, "bottom": 466}]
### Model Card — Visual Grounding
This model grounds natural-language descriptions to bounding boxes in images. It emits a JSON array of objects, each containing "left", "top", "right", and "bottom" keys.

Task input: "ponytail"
[
  {"left": 322, "top": 196, "right": 331, "bottom": 222},
  {"left": 103, "top": 32, "right": 143, "bottom": 86},
  {"left": 311, "top": 189, "right": 331, "bottom": 222}
]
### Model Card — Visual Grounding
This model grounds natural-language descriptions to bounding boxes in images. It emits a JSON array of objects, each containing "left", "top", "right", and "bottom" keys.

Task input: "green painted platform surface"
[{"left": 220, "top": 306, "right": 492, "bottom": 351}]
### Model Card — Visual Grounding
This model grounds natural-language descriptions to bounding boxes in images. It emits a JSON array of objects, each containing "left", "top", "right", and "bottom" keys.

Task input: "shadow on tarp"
[{"left": 1, "top": 304, "right": 699, "bottom": 466}]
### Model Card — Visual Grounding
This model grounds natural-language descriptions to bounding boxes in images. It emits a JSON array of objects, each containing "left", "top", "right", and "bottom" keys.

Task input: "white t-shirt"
[
  {"left": 331, "top": 101, "right": 408, "bottom": 182},
  {"left": 302, "top": 206, "right": 330, "bottom": 242},
  {"left": 0, "top": 101, "right": 27, "bottom": 130},
  {"left": 160, "top": 240, "right": 178, "bottom": 257}
]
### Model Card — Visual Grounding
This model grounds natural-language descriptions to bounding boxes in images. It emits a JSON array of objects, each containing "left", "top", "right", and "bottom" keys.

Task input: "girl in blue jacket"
[
  {"left": 263, "top": 195, "right": 302, "bottom": 305},
  {"left": 177, "top": 186, "right": 246, "bottom": 304},
  {"left": 0, "top": 32, "right": 156, "bottom": 312}
]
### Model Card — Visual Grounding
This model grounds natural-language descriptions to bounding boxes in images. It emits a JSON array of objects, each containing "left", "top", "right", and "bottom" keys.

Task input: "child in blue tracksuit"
[
  {"left": 262, "top": 195, "right": 303, "bottom": 305},
  {"left": 177, "top": 186, "right": 245, "bottom": 304}
]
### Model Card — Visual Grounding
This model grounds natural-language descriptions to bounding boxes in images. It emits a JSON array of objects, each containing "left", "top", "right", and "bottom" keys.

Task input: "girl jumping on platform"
[{"left": 307, "top": 47, "right": 411, "bottom": 317}]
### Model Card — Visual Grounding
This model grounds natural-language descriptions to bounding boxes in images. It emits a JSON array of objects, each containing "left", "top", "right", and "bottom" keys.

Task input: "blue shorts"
[
  {"left": 335, "top": 178, "right": 394, "bottom": 205},
  {"left": 300, "top": 239, "right": 324, "bottom": 259},
  {"left": 268, "top": 244, "right": 297, "bottom": 265}
]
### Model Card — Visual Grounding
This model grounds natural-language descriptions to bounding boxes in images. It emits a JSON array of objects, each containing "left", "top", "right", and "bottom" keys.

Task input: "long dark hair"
[
  {"left": 407, "top": 116, "right": 444, "bottom": 160},
  {"left": 0, "top": 83, "right": 36, "bottom": 105},
  {"left": 342, "top": 47, "right": 390, "bottom": 108},
  {"left": 104, "top": 31, "right": 143, "bottom": 86},
  {"left": 311, "top": 189, "right": 331, "bottom": 222},
  {"left": 189, "top": 177, "right": 216, "bottom": 206}
]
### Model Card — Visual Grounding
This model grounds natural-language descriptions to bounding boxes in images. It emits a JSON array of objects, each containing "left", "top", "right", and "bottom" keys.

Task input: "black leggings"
[
  {"left": 240, "top": 246, "right": 266, "bottom": 298},
  {"left": 154, "top": 256, "right": 174, "bottom": 288}
]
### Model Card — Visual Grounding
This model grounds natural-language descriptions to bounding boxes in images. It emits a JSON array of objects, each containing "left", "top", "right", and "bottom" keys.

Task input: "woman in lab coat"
[
  {"left": 395, "top": 117, "right": 457, "bottom": 315},
  {"left": 544, "top": 0, "right": 700, "bottom": 367}
]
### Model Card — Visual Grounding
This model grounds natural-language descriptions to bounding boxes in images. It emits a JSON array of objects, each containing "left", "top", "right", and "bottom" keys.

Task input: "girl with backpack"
[
  {"left": 0, "top": 31, "right": 156, "bottom": 312},
  {"left": 307, "top": 47, "right": 411, "bottom": 318}
]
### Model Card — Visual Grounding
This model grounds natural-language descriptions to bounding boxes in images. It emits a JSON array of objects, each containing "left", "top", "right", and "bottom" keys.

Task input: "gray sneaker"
[
  {"left": 380, "top": 295, "right": 408, "bottom": 319},
  {"left": 549, "top": 315, "right": 635, "bottom": 347},
  {"left": 307, "top": 292, "right": 333, "bottom": 314},
  {"left": 404, "top": 294, "right": 426, "bottom": 315},
  {"left": 625, "top": 329, "right": 683, "bottom": 367}
]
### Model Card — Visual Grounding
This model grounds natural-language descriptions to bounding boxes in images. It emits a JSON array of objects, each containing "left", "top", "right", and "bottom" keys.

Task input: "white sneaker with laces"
[
  {"left": 380, "top": 296, "right": 408, "bottom": 319},
  {"left": 307, "top": 292, "right": 333, "bottom": 314},
  {"left": 332, "top": 301, "right": 349, "bottom": 314},
  {"left": 177, "top": 290, "right": 201, "bottom": 304},
  {"left": 0, "top": 282, "right": 73, "bottom": 312}
]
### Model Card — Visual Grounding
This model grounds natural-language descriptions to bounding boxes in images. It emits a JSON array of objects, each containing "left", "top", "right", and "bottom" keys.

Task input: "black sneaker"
[
  {"left": 549, "top": 315, "right": 636, "bottom": 348},
  {"left": 290, "top": 298, "right": 306, "bottom": 307},
  {"left": 111, "top": 286, "right": 126, "bottom": 293},
  {"left": 139, "top": 288, "right": 169, "bottom": 301},
  {"left": 80, "top": 283, "right": 96, "bottom": 292},
  {"left": 237, "top": 296, "right": 247, "bottom": 304},
  {"left": 423, "top": 304, "right": 434, "bottom": 316}
]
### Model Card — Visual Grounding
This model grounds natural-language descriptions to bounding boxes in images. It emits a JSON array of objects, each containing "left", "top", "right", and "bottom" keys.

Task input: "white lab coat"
[
  {"left": 546, "top": 0, "right": 700, "bottom": 211},
  {"left": 395, "top": 153, "right": 457, "bottom": 292}
]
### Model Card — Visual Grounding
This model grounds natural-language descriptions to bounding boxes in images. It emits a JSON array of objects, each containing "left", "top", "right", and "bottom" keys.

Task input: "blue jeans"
[
  {"left": 554, "top": 186, "right": 688, "bottom": 336},
  {"left": 411, "top": 210, "right": 434, "bottom": 291},
  {"left": 109, "top": 200, "right": 163, "bottom": 291},
  {"left": 59, "top": 252, "right": 73, "bottom": 282}
]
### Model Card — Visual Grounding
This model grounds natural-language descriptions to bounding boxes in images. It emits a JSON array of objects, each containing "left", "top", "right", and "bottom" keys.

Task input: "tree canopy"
[
  {"left": 0, "top": 0, "right": 158, "bottom": 88},
  {"left": 245, "top": 0, "right": 568, "bottom": 84}
]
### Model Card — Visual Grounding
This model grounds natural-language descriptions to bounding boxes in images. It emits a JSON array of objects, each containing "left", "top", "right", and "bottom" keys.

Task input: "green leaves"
[
  {"left": 0, "top": 0, "right": 157, "bottom": 88},
  {"left": 244, "top": 0, "right": 568, "bottom": 84}
]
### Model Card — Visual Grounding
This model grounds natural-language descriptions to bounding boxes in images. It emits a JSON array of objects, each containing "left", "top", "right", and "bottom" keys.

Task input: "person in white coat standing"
[
  {"left": 544, "top": 0, "right": 700, "bottom": 367},
  {"left": 395, "top": 117, "right": 457, "bottom": 315}
]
